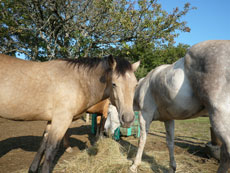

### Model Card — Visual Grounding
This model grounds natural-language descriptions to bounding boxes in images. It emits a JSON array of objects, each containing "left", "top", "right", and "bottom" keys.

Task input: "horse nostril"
[
  {"left": 121, "top": 114, "right": 135, "bottom": 128},
  {"left": 122, "top": 115, "right": 125, "bottom": 122}
]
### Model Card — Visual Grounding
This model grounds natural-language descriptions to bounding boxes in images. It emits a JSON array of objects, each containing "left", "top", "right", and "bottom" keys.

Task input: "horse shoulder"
[{"left": 134, "top": 74, "right": 150, "bottom": 111}]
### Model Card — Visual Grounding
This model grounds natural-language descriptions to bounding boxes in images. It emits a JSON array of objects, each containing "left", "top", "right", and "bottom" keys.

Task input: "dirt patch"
[
  {"left": 0, "top": 118, "right": 95, "bottom": 173},
  {"left": 0, "top": 118, "right": 219, "bottom": 173}
]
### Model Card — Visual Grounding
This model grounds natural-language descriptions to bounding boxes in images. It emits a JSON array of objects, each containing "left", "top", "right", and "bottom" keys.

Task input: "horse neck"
[{"left": 75, "top": 64, "right": 111, "bottom": 107}]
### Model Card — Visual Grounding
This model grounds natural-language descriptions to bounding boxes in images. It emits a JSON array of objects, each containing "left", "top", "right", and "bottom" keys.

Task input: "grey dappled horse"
[
  {"left": 131, "top": 40, "right": 230, "bottom": 173},
  {"left": 0, "top": 54, "right": 140, "bottom": 173}
]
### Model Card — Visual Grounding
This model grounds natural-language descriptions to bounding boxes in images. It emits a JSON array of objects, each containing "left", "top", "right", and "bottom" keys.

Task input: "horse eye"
[{"left": 112, "top": 83, "right": 116, "bottom": 88}]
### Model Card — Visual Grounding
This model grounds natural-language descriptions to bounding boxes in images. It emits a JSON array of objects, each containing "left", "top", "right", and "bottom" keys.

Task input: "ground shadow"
[
  {"left": 0, "top": 124, "right": 96, "bottom": 158},
  {"left": 148, "top": 132, "right": 210, "bottom": 159},
  {"left": 66, "top": 124, "right": 96, "bottom": 147},
  {"left": 0, "top": 135, "right": 42, "bottom": 157},
  {"left": 0, "top": 123, "right": 98, "bottom": 172},
  {"left": 117, "top": 131, "right": 211, "bottom": 172},
  {"left": 119, "top": 138, "right": 168, "bottom": 172}
]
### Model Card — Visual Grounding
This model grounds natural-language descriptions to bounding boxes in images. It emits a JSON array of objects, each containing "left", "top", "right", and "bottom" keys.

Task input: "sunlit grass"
[{"left": 149, "top": 117, "right": 211, "bottom": 142}]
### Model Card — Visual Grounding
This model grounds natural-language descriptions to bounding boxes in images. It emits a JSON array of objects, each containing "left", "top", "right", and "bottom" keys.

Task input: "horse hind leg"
[
  {"left": 209, "top": 108, "right": 230, "bottom": 173},
  {"left": 29, "top": 121, "right": 51, "bottom": 173},
  {"left": 218, "top": 143, "right": 230, "bottom": 173},
  {"left": 130, "top": 111, "right": 151, "bottom": 172}
]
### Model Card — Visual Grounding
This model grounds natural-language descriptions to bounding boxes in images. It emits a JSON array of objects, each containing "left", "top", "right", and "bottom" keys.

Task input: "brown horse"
[
  {"left": 0, "top": 54, "right": 140, "bottom": 173},
  {"left": 87, "top": 99, "right": 110, "bottom": 137}
]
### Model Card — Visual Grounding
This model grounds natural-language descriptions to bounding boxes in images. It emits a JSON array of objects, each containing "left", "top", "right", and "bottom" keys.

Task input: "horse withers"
[
  {"left": 131, "top": 40, "right": 230, "bottom": 173},
  {"left": 0, "top": 54, "right": 140, "bottom": 173}
]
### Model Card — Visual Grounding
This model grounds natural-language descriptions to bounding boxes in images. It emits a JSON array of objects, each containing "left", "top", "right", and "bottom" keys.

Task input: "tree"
[
  {"left": 113, "top": 43, "right": 190, "bottom": 79},
  {"left": 0, "top": 0, "right": 195, "bottom": 61}
]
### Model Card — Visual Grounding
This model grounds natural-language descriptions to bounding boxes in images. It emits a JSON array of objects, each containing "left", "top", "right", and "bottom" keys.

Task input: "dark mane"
[
  {"left": 64, "top": 56, "right": 132, "bottom": 75},
  {"left": 114, "top": 57, "right": 132, "bottom": 76},
  {"left": 64, "top": 57, "right": 102, "bottom": 70}
]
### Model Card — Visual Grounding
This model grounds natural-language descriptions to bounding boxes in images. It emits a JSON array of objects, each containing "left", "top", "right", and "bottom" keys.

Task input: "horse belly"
[
  {"left": 167, "top": 93, "right": 206, "bottom": 120},
  {"left": 0, "top": 98, "right": 53, "bottom": 121},
  {"left": 0, "top": 82, "right": 53, "bottom": 121}
]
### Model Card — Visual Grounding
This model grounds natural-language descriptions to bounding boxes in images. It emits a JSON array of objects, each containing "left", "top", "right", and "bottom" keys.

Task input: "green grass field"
[{"left": 150, "top": 117, "right": 211, "bottom": 142}]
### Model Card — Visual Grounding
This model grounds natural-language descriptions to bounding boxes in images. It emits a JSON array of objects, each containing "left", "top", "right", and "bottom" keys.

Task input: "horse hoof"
[
  {"left": 65, "top": 147, "right": 73, "bottom": 153},
  {"left": 28, "top": 166, "right": 37, "bottom": 173},
  {"left": 99, "top": 135, "right": 105, "bottom": 139},
  {"left": 129, "top": 165, "right": 137, "bottom": 173},
  {"left": 169, "top": 168, "right": 175, "bottom": 173}
]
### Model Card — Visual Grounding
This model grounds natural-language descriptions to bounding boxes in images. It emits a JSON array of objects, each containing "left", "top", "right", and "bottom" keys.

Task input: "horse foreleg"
[
  {"left": 164, "top": 120, "right": 176, "bottom": 173},
  {"left": 29, "top": 121, "right": 51, "bottom": 173},
  {"left": 100, "top": 106, "right": 108, "bottom": 137},
  {"left": 130, "top": 112, "right": 148, "bottom": 172},
  {"left": 41, "top": 115, "right": 72, "bottom": 173},
  {"left": 95, "top": 115, "right": 102, "bottom": 139},
  {"left": 99, "top": 116, "right": 107, "bottom": 138}
]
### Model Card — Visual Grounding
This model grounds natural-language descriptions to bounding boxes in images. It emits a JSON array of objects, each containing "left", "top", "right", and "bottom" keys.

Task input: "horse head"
[{"left": 105, "top": 55, "right": 140, "bottom": 128}]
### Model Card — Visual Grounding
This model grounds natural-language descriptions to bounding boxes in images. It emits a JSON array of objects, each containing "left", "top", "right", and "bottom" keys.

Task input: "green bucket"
[
  {"left": 113, "top": 111, "right": 140, "bottom": 140},
  {"left": 91, "top": 113, "right": 97, "bottom": 135}
]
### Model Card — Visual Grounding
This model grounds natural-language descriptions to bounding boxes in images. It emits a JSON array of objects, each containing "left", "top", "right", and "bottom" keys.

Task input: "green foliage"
[
  {"left": 0, "top": 0, "right": 195, "bottom": 61},
  {"left": 114, "top": 43, "right": 190, "bottom": 79}
]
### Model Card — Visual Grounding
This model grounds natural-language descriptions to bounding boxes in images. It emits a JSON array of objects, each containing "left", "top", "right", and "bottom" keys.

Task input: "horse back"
[
  {"left": 0, "top": 54, "right": 78, "bottom": 121},
  {"left": 86, "top": 99, "right": 110, "bottom": 117}
]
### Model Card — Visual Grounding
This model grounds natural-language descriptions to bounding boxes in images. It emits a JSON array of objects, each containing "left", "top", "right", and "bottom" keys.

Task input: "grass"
[{"left": 150, "top": 117, "right": 211, "bottom": 142}]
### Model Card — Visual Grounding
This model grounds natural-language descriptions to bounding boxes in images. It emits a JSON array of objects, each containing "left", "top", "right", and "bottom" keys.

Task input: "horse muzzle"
[{"left": 120, "top": 113, "right": 135, "bottom": 128}]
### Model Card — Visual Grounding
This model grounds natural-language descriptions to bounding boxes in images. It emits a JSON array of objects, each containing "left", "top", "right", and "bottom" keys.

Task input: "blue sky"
[{"left": 159, "top": 0, "right": 230, "bottom": 46}]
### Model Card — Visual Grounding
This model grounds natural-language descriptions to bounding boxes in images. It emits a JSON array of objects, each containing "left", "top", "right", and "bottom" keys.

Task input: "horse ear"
[
  {"left": 107, "top": 55, "right": 116, "bottom": 71},
  {"left": 132, "top": 61, "right": 140, "bottom": 72}
]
